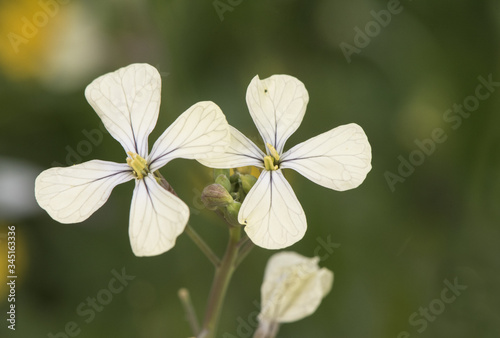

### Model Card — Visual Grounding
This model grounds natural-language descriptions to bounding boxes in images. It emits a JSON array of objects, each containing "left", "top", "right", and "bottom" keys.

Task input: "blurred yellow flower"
[
  {"left": 0, "top": 0, "right": 106, "bottom": 91},
  {"left": 0, "top": 0, "right": 66, "bottom": 79},
  {"left": 231, "top": 166, "right": 261, "bottom": 178}
]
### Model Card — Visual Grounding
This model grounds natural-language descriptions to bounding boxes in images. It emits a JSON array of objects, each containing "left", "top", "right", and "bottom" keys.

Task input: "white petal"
[
  {"left": 277, "top": 267, "right": 333, "bottom": 322},
  {"left": 85, "top": 63, "right": 161, "bottom": 156},
  {"left": 246, "top": 74, "right": 309, "bottom": 154},
  {"left": 148, "top": 101, "right": 230, "bottom": 171},
  {"left": 35, "top": 160, "right": 133, "bottom": 223},
  {"left": 263, "top": 251, "right": 313, "bottom": 275},
  {"left": 319, "top": 267, "right": 334, "bottom": 298},
  {"left": 281, "top": 123, "right": 372, "bottom": 191},
  {"left": 239, "top": 170, "right": 306, "bottom": 249},
  {"left": 260, "top": 251, "right": 334, "bottom": 323},
  {"left": 197, "top": 125, "right": 265, "bottom": 169},
  {"left": 129, "top": 175, "right": 189, "bottom": 256}
]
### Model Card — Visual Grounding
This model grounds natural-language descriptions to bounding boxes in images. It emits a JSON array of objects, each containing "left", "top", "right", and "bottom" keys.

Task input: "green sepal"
[
  {"left": 240, "top": 174, "right": 257, "bottom": 194},
  {"left": 213, "top": 168, "right": 230, "bottom": 181},
  {"left": 215, "top": 174, "right": 231, "bottom": 193},
  {"left": 224, "top": 201, "right": 242, "bottom": 227}
]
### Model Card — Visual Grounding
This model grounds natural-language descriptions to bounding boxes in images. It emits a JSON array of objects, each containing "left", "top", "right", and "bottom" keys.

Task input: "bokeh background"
[{"left": 1, "top": 0, "right": 499, "bottom": 337}]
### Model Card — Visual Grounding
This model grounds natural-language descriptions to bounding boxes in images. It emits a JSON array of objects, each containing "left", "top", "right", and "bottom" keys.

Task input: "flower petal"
[
  {"left": 35, "top": 160, "right": 133, "bottom": 223},
  {"left": 239, "top": 170, "right": 306, "bottom": 249},
  {"left": 197, "top": 125, "right": 265, "bottom": 169},
  {"left": 280, "top": 123, "right": 372, "bottom": 191},
  {"left": 148, "top": 101, "right": 230, "bottom": 171},
  {"left": 278, "top": 267, "right": 333, "bottom": 322},
  {"left": 129, "top": 175, "right": 189, "bottom": 256},
  {"left": 246, "top": 74, "right": 309, "bottom": 154},
  {"left": 260, "top": 251, "right": 334, "bottom": 323},
  {"left": 85, "top": 63, "right": 162, "bottom": 157}
]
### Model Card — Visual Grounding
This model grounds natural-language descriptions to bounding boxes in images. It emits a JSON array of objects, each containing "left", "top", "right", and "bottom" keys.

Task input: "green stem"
[
  {"left": 178, "top": 288, "right": 200, "bottom": 336},
  {"left": 201, "top": 226, "right": 241, "bottom": 337},
  {"left": 253, "top": 321, "right": 280, "bottom": 338},
  {"left": 185, "top": 224, "right": 221, "bottom": 267},
  {"left": 235, "top": 236, "right": 255, "bottom": 268}
]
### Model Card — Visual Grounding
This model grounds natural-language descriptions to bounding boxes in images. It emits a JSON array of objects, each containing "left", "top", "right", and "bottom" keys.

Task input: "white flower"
[
  {"left": 35, "top": 63, "right": 229, "bottom": 256},
  {"left": 199, "top": 74, "right": 372, "bottom": 249},
  {"left": 255, "top": 251, "right": 333, "bottom": 337}
]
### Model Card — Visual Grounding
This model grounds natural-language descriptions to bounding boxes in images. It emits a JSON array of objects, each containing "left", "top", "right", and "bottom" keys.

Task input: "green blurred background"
[{"left": 1, "top": 0, "right": 499, "bottom": 337}]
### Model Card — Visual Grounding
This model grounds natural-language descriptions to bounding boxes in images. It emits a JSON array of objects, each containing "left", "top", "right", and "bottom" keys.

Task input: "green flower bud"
[
  {"left": 224, "top": 201, "right": 241, "bottom": 227},
  {"left": 201, "top": 184, "right": 234, "bottom": 210},
  {"left": 230, "top": 172, "right": 240, "bottom": 183},
  {"left": 213, "top": 169, "right": 230, "bottom": 181},
  {"left": 240, "top": 174, "right": 258, "bottom": 194},
  {"left": 215, "top": 174, "right": 231, "bottom": 193}
]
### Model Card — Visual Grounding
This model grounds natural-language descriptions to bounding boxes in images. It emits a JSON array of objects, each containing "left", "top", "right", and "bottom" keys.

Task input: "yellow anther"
[
  {"left": 264, "top": 156, "right": 278, "bottom": 171},
  {"left": 266, "top": 143, "right": 280, "bottom": 162},
  {"left": 126, "top": 152, "right": 149, "bottom": 179}
]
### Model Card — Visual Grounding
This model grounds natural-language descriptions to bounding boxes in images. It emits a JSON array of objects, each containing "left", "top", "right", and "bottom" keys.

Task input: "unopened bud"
[
  {"left": 213, "top": 169, "right": 230, "bottom": 181},
  {"left": 201, "top": 184, "right": 233, "bottom": 210},
  {"left": 215, "top": 174, "right": 231, "bottom": 192},
  {"left": 224, "top": 201, "right": 241, "bottom": 226},
  {"left": 240, "top": 174, "right": 257, "bottom": 194},
  {"left": 230, "top": 173, "right": 240, "bottom": 183}
]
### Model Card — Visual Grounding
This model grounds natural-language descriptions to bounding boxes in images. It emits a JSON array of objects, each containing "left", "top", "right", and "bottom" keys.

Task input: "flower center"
[
  {"left": 126, "top": 152, "right": 149, "bottom": 179},
  {"left": 264, "top": 143, "right": 280, "bottom": 171}
]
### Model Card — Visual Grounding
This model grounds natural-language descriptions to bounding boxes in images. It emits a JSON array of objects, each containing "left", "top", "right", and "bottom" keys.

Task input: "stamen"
[
  {"left": 126, "top": 151, "right": 149, "bottom": 179},
  {"left": 263, "top": 144, "right": 280, "bottom": 171},
  {"left": 264, "top": 156, "right": 278, "bottom": 171},
  {"left": 266, "top": 143, "right": 280, "bottom": 162}
]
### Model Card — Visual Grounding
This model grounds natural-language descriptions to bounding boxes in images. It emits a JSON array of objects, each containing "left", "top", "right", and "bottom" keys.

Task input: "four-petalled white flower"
[
  {"left": 255, "top": 251, "right": 333, "bottom": 337},
  {"left": 35, "top": 63, "right": 229, "bottom": 256},
  {"left": 199, "top": 74, "right": 372, "bottom": 249}
]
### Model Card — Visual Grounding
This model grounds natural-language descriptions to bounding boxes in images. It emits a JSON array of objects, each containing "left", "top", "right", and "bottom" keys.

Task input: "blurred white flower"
[
  {"left": 35, "top": 63, "right": 229, "bottom": 256},
  {"left": 38, "top": 2, "right": 108, "bottom": 92},
  {"left": 255, "top": 251, "right": 334, "bottom": 337},
  {"left": 199, "top": 74, "right": 372, "bottom": 249},
  {"left": 0, "top": 157, "right": 41, "bottom": 221}
]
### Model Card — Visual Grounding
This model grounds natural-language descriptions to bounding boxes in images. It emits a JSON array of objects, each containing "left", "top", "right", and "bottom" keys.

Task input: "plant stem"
[
  {"left": 201, "top": 226, "right": 241, "bottom": 337},
  {"left": 235, "top": 236, "right": 255, "bottom": 268},
  {"left": 253, "top": 321, "right": 280, "bottom": 338},
  {"left": 185, "top": 224, "right": 221, "bottom": 267},
  {"left": 178, "top": 288, "right": 200, "bottom": 336}
]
